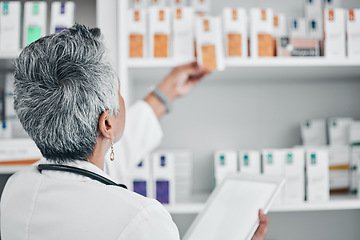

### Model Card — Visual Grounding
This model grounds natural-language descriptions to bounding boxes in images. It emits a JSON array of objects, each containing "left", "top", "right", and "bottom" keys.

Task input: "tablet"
[{"left": 183, "top": 173, "right": 285, "bottom": 240}]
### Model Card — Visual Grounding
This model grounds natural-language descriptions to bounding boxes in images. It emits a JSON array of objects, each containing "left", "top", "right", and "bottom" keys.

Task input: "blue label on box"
[
  {"left": 156, "top": 180, "right": 169, "bottom": 204},
  {"left": 55, "top": 27, "right": 67, "bottom": 33},
  {"left": 160, "top": 156, "right": 166, "bottom": 167},
  {"left": 60, "top": 3, "right": 65, "bottom": 14},
  {"left": 133, "top": 180, "right": 147, "bottom": 197}
]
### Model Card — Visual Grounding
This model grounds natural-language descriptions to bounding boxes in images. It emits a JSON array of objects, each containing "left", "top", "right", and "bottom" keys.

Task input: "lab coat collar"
[{"left": 37, "top": 157, "right": 119, "bottom": 185}]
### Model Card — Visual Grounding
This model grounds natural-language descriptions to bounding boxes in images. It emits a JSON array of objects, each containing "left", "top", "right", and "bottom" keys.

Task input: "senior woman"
[{"left": 1, "top": 24, "right": 269, "bottom": 240}]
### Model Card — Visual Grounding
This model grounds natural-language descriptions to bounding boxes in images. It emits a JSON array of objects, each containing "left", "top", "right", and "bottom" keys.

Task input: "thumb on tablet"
[{"left": 251, "top": 209, "right": 269, "bottom": 240}]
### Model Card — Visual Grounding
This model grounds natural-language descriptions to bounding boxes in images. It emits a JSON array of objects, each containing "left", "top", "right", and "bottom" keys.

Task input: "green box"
[{"left": 27, "top": 27, "right": 42, "bottom": 45}]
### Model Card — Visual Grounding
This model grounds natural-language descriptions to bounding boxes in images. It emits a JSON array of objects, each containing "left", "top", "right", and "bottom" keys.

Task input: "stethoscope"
[{"left": 37, "top": 164, "right": 127, "bottom": 189}]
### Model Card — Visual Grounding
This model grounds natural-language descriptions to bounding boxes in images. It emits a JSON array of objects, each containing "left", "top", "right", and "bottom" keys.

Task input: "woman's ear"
[{"left": 98, "top": 110, "right": 113, "bottom": 139}]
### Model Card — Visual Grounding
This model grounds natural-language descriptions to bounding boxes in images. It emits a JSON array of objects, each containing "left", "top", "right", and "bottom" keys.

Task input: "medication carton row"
[
  {"left": 129, "top": 150, "right": 193, "bottom": 205},
  {"left": 214, "top": 148, "right": 330, "bottom": 204},
  {"left": 0, "top": 1, "right": 75, "bottom": 52}
]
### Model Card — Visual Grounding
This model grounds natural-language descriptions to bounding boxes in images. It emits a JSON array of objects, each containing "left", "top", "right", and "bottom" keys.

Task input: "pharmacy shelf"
[
  {"left": 165, "top": 194, "right": 360, "bottom": 214},
  {"left": 128, "top": 57, "right": 360, "bottom": 68}
]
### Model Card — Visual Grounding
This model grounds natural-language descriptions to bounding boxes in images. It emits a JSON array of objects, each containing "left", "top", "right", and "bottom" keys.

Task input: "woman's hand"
[{"left": 251, "top": 210, "right": 269, "bottom": 240}]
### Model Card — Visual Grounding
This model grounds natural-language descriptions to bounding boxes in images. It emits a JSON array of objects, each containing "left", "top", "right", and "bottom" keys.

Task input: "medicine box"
[
  {"left": 149, "top": 7, "right": 171, "bottom": 58},
  {"left": 324, "top": 0, "right": 342, "bottom": 9},
  {"left": 289, "top": 18, "right": 307, "bottom": 38},
  {"left": 284, "top": 149, "right": 305, "bottom": 203},
  {"left": 273, "top": 13, "right": 287, "bottom": 38},
  {"left": 222, "top": 8, "right": 248, "bottom": 58},
  {"left": 130, "top": 156, "right": 153, "bottom": 198},
  {"left": 238, "top": 150, "right": 261, "bottom": 174},
  {"left": 23, "top": 2, "right": 47, "bottom": 47},
  {"left": 349, "top": 121, "right": 360, "bottom": 144},
  {"left": 306, "top": 149, "right": 330, "bottom": 202},
  {"left": 190, "top": 0, "right": 210, "bottom": 14},
  {"left": 329, "top": 146, "right": 350, "bottom": 166},
  {"left": 50, "top": 2, "right": 75, "bottom": 34},
  {"left": 308, "top": 17, "right": 323, "bottom": 39},
  {"left": 132, "top": 0, "right": 147, "bottom": 9},
  {"left": 329, "top": 169, "right": 349, "bottom": 190},
  {"left": 0, "top": 1, "right": 21, "bottom": 51},
  {"left": 214, "top": 150, "right": 237, "bottom": 186},
  {"left": 152, "top": 152, "right": 175, "bottom": 204},
  {"left": 328, "top": 118, "right": 353, "bottom": 146},
  {"left": 0, "top": 138, "right": 41, "bottom": 163},
  {"left": 278, "top": 37, "right": 320, "bottom": 57},
  {"left": 128, "top": 9, "right": 147, "bottom": 58},
  {"left": 149, "top": 0, "right": 167, "bottom": 7},
  {"left": 172, "top": 7, "right": 195, "bottom": 59},
  {"left": 304, "top": 0, "right": 323, "bottom": 18},
  {"left": 301, "top": 119, "right": 327, "bottom": 146},
  {"left": 347, "top": 9, "right": 360, "bottom": 58},
  {"left": 249, "top": 8, "right": 275, "bottom": 58},
  {"left": 195, "top": 16, "right": 225, "bottom": 71},
  {"left": 170, "top": 0, "right": 187, "bottom": 7},
  {"left": 262, "top": 149, "right": 285, "bottom": 204},
  {"left": 324, "top": 8, "right": 346, "bottom": 58}
]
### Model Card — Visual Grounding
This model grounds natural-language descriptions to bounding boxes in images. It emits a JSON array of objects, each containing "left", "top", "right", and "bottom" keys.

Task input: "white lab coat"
[
  {"left": 1, "top": 159, "right": 180, "bottom": 239},
  {"left": 1, "top": 100, "right": 180, "bottom": 239}
]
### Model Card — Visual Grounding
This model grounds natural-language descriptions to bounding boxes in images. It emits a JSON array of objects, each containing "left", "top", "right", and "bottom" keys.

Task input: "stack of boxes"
[{"left": 129, "top": 149, "right": 193, "bottom": 205}]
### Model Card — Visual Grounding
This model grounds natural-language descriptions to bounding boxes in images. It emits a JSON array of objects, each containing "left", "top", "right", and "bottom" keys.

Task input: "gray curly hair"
[{"left": 13, "top": 24, "right": 119, "bottom": 163}]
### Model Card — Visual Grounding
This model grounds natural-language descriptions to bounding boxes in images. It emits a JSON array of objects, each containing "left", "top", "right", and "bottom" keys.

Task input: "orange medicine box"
[
  {"left": 222, "top": 8, "right": 248, "bottom": 58},
  {"left": 195, "top": 17, "right": 225, "bottom": 71},
  {"left": 149, "top": 7, "right": 171, "bottom": 58},
  {"left": 347, "top": 9, "right": 360, "bottom": 58},
  {"left": 249, "top": 8, "right": 275, "bottom": 58},
  {"left": 172, "top": 7, "right": 195, "bottom": 58},
  {"left": 128, "top": 9, "right": 147, "bottom": 58}
]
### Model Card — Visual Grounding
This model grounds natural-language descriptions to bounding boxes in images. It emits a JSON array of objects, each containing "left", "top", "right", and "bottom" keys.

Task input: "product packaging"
[
  {"left": 347, "top": 9, "right": 360, "bottom": 58},
  {"left": 301, "top": 119, "right": 327, "bottom": 146},
  {"left": 23, "top": 2, "right": 47, "bottom": 46},
  {"left": 214, "top": 150, "right": 237, "bottom": 186},
  {"left": 249, "top": 8, "right": 275, "bottom": 58},
  {"left": 195, "top": 16, "right": 225, "bottom": 71},
  {"left": 170, "top": 0, "right": 187, "bottom": 7},
  {"left": 0, "top": 1, "right": 21, "bottom": 51},
  {"left": 222, "top": 8, "right": 248, "bottom": 58},
  {"left": 130, "top": 156, "right": 153, "bottom": 198},
  {"left": 284, "top": 149, "right": 305, "bottom": 203},
  {"left": 172, "top": 7, "right": 195, "bottom": 59},
  {"left": 190, "top": 0, "right": 210, "bottom": 15},
  {"left": 132, "top": 0, "right": 147, "bottom": 9},
  {"left": 324, "top": 0, "right": 342, "bottom": 9},
  {"left": 349, "top": 121, "right": 360, "bottom": 144},
  {"left": 152, "top": 152, "right": 176, "bottom": 204},
  {"left": 324, "top": 8, "right": 346, "bottom": 58},
  {"left": 50, "top": 2, "right": 75, "bottom": 34},
  {"left": 149, "top": 7, "right": 171, "bottom": 58},
  {"left": 128, "top": 9, "right": 147, "bottom": 58},
  {"left": 328, "top": 118, "right": 353, "bottom": 146},
  {"left": 306, "top": 149, "right": 330, "bottom": 202},
  {"left": 149, "top": 0, "right": 167, "bottom": 7},
  {"left": 238, "top": 150, "right": 261, "bottom": 174}
]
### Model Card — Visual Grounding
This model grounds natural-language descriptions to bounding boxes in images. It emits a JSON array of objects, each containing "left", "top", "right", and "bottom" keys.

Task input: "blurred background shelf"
[
  {"left": 0, "top": 51, "right": 20, "bottom": 60},
  {"left": 165, "top": 194, "right": 360, "bottom": 214}
]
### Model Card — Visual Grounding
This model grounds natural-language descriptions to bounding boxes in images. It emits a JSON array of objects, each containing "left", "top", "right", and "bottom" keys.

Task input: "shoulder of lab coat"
[
  {"left": 117, "top": 201, "right": 180, "bottom": 240},
  {"left": 105, "top": 100, "right": 163, "bottom": 183}
]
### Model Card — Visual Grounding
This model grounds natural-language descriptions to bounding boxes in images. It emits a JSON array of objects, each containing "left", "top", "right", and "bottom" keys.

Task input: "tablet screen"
[{"left": 184, "top": 178, "right": 278, "bottom": 240}]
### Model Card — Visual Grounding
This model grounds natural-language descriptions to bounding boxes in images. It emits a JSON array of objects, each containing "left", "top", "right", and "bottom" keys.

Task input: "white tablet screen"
[{"left": 185, "top": 179, "right": 278, "bottom": 240}]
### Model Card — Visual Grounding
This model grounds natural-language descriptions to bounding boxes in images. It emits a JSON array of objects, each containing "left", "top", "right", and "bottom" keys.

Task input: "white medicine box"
[
  {"left": 249, "top": 8, "right": 275, "bottom": 58},
  {"left": 238, "top": 150, "right": 261, "bottom": 174},
  {"left": 170, "top": 0, "right": 188, "bottom": 7},
  {"left": 191, "top": 0, "right": 210, "bottom": 15},
  {"left": 222, "top": 8, "right": 248, "bottom": 58},
  {"left": 130, "top": 156, "right": 153, "bottom": 198},
  {"left": 328, "top": 118, "right": 353, "bottom": 146},
  {"left": 304, "top": 0, "right": 323, "bottom": 18},
  {"left": 0, "top": 1, "right": 21, "bottom": 51},
  {"left": 324, "top": 8, "right": 346, "bottom": 58},
  {"left": 214, "top": 151, "right": 237, "bottom": 186},
  {"left": 23, "top": 2, "right": 47, "bottom": 47},
  {"left": 273, "top": 13, "right": 287, "bottom": 38},
  {"left": 132, "top": 0, "right": 147, "bottom": 9},
  {"left": 152, "top": 152, "right": 175, "bottom": 204},
  {"left": 284, "top": 149, "right": 305, "bottom": 203},
  {"left": 308, "top": 17, "right": 323, "bottom": 39},
  {"left": 149, "top": 0, "right": 167, "bottom": 7},
  {"left": 306, "top": 149, "right": 330, "bottom": 202},
  {"left": 347, "top": 9, "right": 360, "bottom": 58},
  {"left": 50, "top": 1, "right": 75, "bottom": 34},
  {"left": 195, "top": 16, "right": 225, "bottom": 71},
  {"left": 289, "top": 18, "right": 307, "bottom": 38},
  {"left": 324, "top": 0, "right": 342, "bottom": 9},
  {"left": 301, "top": 119, "right": 327, "bottom": 146},
  {"left": 149, "top": 7, "right": 171, "bottom": 58},
  {"left": 128, "top": 9, "right": 147, "bottom": 58},
  {"left": 172, "top": 7, "right": 195, "bottom": 59}
]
